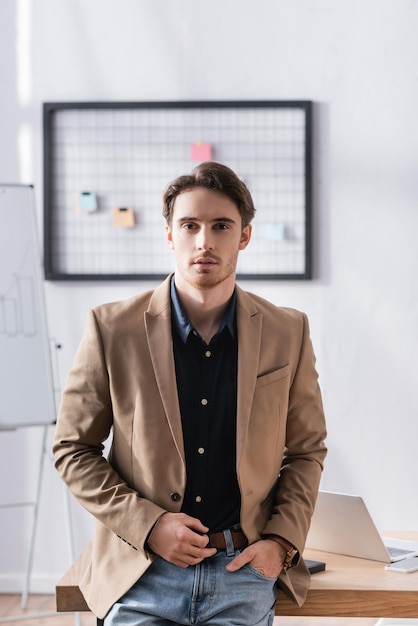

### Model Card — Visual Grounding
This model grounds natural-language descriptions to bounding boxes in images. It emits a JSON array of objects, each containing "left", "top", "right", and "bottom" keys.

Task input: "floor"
[
  {"left": 0, "top": 594, "right": 380, "bottom": 625},
  {"left": 0, "top": 595, "right": 96, "bottom": 625}
]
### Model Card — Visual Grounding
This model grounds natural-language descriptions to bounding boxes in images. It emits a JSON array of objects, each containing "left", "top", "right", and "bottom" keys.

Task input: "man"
[{"left": 53, "top": 161, "right": 327, "bottom": 625}]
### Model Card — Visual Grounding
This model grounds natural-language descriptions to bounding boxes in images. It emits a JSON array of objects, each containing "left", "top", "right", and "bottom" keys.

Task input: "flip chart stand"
[
  {"left": 0, "top": 185, "right": 79, "bottom": 623},
  {"left": 0, "top": 343, "right": 80, "bottom": 625},
  {"left": 0, "top": 425, "right": 81, "bottom": 625}
]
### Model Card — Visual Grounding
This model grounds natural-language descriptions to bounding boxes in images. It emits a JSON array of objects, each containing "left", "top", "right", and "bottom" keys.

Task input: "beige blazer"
[{"left": 53, "top": 275, "right": 327, "bottom": 619}]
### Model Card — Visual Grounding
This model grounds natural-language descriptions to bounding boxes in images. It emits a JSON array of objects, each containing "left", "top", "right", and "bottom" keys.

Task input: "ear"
[
  {"left": 239, "top": 224, "right": 252, "bottom": 250},
  {"left": 166, "top": 224, "right": 175, "bottom": 249}
]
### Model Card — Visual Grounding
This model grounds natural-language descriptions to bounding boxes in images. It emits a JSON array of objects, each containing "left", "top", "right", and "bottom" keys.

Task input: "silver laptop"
[{"left": 306, "top": 490, "right": 418, "bottom": 562}]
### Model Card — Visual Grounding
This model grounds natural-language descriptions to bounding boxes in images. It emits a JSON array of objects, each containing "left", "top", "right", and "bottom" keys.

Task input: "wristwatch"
[
  {"left": 282, "top": 545, "right": 299, "bottom": 571},
  {"left": 264, "top": 534, "right": 299, "bottom": 571}
]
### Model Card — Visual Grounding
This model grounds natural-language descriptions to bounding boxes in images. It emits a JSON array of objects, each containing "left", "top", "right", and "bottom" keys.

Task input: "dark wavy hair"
[{"left": 162, "top": 161, "right": 256, "bottom": 227}]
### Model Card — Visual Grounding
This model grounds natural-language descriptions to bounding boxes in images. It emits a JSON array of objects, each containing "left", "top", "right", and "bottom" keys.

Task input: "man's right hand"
[{"left": 147, "top": 512, "right": 217, "bottom": 567}]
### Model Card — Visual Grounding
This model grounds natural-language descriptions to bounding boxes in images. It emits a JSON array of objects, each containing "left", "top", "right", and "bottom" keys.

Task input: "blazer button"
[{"left": 170, "top": 492, "right": 181, "bottom": 502}]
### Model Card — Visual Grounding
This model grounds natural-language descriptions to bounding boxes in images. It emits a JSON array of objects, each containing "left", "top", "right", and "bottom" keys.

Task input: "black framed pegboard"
[{"left": 43, "top": 100, "right": 312, "bottom": 280}]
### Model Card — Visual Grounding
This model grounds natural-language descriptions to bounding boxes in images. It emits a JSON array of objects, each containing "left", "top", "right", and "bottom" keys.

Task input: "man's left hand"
[{"left": 225, "top": 538, "right": 286, "bottom": 578}]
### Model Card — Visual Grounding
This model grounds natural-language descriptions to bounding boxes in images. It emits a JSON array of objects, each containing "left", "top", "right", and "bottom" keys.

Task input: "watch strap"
[{"left": 264, "top": 534, "right": 299, "bottom": 571}]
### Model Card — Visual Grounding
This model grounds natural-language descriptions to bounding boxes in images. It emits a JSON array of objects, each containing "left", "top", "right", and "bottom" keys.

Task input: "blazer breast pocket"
[
  {"left": 255, "top": 364, "right": 290, "bottom": 390},
  {"left": 251, "top": 364, "right": 290, "bottom": 432}
]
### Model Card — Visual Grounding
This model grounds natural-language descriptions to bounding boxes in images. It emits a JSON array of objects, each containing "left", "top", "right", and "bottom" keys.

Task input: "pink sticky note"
[{"left": 191, "top": 142, "right": 212, "bottom": 161}]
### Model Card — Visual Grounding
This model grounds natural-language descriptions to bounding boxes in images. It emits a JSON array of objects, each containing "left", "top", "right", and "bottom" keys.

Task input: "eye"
[
  {"left": 182, "top": 222, "right": 197, "bottom": 230},
  {"left": 214, "top": 223, "right": 229, "bottom": 230}
]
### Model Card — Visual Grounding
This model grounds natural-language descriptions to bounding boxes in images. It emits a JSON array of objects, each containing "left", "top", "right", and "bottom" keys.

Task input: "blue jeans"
[{"left": 104, "top": 536, "right": 276, "bottom": 625}]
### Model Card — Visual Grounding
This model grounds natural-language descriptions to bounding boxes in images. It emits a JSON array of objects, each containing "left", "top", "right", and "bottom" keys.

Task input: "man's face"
[{"left": 166, "top": 187, "right": 251, "bottom": 291}]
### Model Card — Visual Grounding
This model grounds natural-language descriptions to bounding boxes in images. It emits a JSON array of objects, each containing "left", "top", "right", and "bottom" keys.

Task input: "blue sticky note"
[
  {"left": 78, "top": 191, "right": 97, "bottom": 213},
  {"left": 263, "top": 222, "right": 285, "bottom": 241}
]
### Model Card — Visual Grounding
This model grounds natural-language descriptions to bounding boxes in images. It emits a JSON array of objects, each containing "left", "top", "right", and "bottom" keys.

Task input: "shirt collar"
[{"left": 170, "top": 275, "right": 236, "bottom": 344}]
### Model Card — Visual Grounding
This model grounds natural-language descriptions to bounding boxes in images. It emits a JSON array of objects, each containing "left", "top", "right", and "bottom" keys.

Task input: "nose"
[{"left": 196, "top": 226, "right": 214, "bottom": 250}]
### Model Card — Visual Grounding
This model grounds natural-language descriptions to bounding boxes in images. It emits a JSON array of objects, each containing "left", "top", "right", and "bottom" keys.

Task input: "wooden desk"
[{"left": 56, "top": 532, "right": 418, "bottom": 619}]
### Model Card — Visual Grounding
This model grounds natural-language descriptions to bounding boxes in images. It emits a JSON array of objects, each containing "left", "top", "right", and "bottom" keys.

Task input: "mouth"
[
  {"left": 193, "top": 257, "right": 217, "bottom": 270},
  {"left": 194, "top": 256, "right": 217, "bottom": 264}
]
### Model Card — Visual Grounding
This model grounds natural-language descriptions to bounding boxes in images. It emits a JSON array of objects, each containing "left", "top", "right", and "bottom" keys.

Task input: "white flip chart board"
[{"left": 0, "top": 185, "right": 56, "bottom": 429}]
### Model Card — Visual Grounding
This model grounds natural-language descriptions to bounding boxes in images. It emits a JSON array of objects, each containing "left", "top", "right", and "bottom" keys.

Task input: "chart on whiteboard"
[{"left": 1, "top": 244, "right": 38, "bottom": 338}]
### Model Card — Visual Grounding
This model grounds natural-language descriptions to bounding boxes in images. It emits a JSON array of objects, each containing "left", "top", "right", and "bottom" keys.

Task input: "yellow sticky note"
[{"left": 113, "top": 207, "right": 135, "bottom": 228}]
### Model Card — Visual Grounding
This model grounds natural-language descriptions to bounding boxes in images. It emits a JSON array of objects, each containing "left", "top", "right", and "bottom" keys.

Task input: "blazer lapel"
[
  {"left": 235, "top": 286, "right": 262, "bottom": 464},
  {"left": 144, "top": 276, "right": 185, "bottom": 464}
]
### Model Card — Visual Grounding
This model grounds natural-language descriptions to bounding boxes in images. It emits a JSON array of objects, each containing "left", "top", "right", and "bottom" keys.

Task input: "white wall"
[{"left": 1, "top": 0, "right": 417, "bottom": 593}]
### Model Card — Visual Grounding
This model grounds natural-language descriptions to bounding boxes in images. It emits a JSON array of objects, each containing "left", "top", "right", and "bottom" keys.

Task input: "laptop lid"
[{"left": 306, "top": 491, "right": 418, "bottom": 562}]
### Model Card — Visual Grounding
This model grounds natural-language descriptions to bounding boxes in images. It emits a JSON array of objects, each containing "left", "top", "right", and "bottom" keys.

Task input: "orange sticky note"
[
  {"left": 113, "top": 207, "right": 135, "bottom": 228},
  {"left": 191, "top": 142, "right": 212, "bottom": 162}
]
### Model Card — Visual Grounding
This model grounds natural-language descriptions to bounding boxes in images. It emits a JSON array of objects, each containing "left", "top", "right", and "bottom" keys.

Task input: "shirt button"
[
  {"left": 195, "top": 496, "right": 202, "bottom": 503},
  {"left": 170, "top": 492, "right": 181, "bottom": 502},
  {"left": 198, "top": 447, "right": 205, "bottom": 454},
  {"left": 201, "top": 398, "right": 208, "bottom": 406},
  {"left": 205, "top": 350, "right": 211, "bottom": 357}
]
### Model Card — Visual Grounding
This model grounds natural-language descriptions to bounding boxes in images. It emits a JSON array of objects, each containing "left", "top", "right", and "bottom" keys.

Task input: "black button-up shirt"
[{"left": 170, "top": 278, "right": 241, "bottom": 532}]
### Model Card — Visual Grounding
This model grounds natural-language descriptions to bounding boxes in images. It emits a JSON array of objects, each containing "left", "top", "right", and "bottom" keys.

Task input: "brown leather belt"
[{"left": 207, "top": 529, "right": 248, "bottom": 550}]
